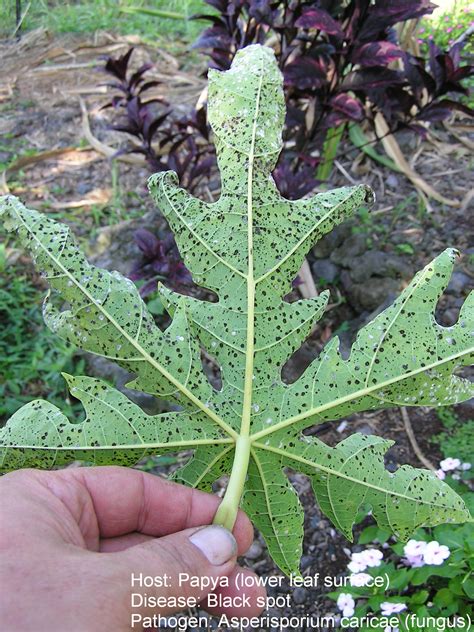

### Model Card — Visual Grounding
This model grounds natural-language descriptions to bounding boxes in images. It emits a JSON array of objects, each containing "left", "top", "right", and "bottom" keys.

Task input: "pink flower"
[
  {"left": 436, "top": 469, "right": 446, "bottom": 480},
  {"left": 350, "top": 573, "right": 372, "bottom": 587},
  {"left": 381, "top": 602, "right": 407, "bottom": 616},
  {"left": 440, "top": 457, "right": 461, "bottom": 472},
  {"left": 423, "top": 541, "right": 450, "bottom": 565},
  {"left": 405, "top": 554, "right": 425, "bottom": 567},
  {"left": 337, "top": 593, "right": 355, "bottom": 617},
  {"left": 447, "top": 27, "right": 453, "bottom": 32},
  {"left": 403, "top": 540, "right": 427, "bottom": 566}
]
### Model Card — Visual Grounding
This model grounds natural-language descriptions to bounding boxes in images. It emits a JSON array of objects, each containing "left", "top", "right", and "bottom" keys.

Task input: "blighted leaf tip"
[{"left": 362, "top": 184, "right": 375, "bottom": 205}]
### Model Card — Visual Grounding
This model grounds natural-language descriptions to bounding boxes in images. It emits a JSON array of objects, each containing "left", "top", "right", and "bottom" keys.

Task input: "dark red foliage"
[
  {"left": 273, "top": 159, "right": 318, "bottom": 199},
  {"left": 102, "top": 49, "right": 214, "bottom": 297},
  {"left": 129, "top": 228, "right": 193, "bottom": 298},
  {"left": 102, "top": 9, "right": 473, "bottom": 297},
  {"left": 102, "top": 48, "right": 215, "bottom": 192},
  {"left": 192, "top": 0, "right": 473, "bottom": 185}
]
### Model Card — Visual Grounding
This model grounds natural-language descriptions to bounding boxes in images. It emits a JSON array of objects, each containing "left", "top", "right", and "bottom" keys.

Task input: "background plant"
[
  {"left": 101, "top": 47, "right": 212, "bottom": 297},
  {"left": 103, "top": 47, "right": 214, "bottom": 192},
  {"left": 97, "top": 2, "right": 474, "bottom": 299},
  {"left": 192, "top": 0, "right": 474, "bottom": 180},
  {"left": 432, "top": 407, "right": 474, "bottom": 466},
  {"left": 330, "top": 470, "right": 474, "bottom": 631},
  {"left": 0, "top": 248, "right": 84, "bottom": 422}
]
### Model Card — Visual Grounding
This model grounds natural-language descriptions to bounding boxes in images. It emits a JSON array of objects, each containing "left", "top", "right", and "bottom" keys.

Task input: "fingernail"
[{"left": 189, "top": 525, "right": 237, "bottom": 565}]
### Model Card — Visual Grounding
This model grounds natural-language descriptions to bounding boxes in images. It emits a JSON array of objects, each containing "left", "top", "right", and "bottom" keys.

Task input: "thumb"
[{"left": 106, "top": 525, "right": 239, "bottom": 618}]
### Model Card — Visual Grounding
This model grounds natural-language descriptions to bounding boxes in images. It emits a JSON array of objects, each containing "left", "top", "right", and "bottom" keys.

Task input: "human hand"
[{"left": 0, "top": 466, "right": 266, "bottom": 631}]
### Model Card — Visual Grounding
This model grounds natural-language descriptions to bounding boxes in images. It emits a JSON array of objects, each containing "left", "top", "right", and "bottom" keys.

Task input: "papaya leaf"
[{"left": 0, "top": 45, "right": 472, "bottom": 576}]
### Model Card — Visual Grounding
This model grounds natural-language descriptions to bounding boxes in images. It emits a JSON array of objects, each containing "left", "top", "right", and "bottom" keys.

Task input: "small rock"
[
  {"left": 446, "top": 271, "right": 471, "bottom": 296},
  {"left": 300, "top": 555, "right": 313, "bottom": 571},
  {"left": 342, "top": 272, "right": 400, "bottom": 312},
  {"left": 77, "top": 181, "right": 92, "bottom": 195},
  {"left": 349, "top": 251, "right": 413, "bottom": 283},
  {"left": 311, "top": 258, "right": 339, "bottom": 283},
  {"left": 386, "top": 174, "right": 399, "bottom": 188},
  {"left": 309, "top": 515, "right": 320, "bottom": 529},
  {"left": 336, "top": 420, "right": 348, "bottom": 433},
  {"left": 312, "top": 223, "right": 352, "bottom": 258},
  {"left": 394, "top": 129, "right": 419, "bottom": 151},
  {"left": 441, "top": 308, "right": 459, "bottom": 326},
  {"left": 292, "top": 587, "right": 308, "bottom": 604},
  {"left": 245, "top": 540, "right": 263, "bottom": 560},
  {"left": 331, "top": 233, "right": 367, "bottom": 266}
]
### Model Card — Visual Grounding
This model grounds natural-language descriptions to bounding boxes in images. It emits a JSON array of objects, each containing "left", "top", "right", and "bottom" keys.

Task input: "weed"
[{"left": 432, "top": 407, "right": 474, "bottom": 464}]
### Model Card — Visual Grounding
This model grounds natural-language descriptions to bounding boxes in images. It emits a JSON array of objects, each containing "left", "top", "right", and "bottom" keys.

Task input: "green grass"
[
  {"left": 0, "top": 246, "right": 84, "bottom": 422},
  {"left": 0, "top": 0, "right": 207, "bottom": 42}
]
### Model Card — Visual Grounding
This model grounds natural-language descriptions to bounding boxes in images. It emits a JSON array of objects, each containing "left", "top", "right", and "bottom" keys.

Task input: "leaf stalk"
[{"left": 213, "top": 435, "right": 251, "bottom": 531}]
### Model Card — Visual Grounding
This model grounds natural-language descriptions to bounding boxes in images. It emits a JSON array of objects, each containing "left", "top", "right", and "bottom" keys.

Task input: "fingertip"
[{"left": 232, "top": 509, "right": 255, "bottom": 555}]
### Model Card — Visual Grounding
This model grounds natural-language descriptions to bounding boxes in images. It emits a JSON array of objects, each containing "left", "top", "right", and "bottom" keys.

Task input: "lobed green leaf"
[{"left": 0, "top": 45, "right": 472, "bottom": 575}]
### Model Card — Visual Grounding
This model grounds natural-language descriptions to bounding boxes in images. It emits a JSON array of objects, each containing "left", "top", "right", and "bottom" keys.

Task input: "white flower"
[
  {"left": 337, "top": 593, "right": 355, "bottom": 617},
  {"left": 349, "top": 573, "right": 372, "bottom": 587},
  {"left": 348, "top": 560, "right": 365, "bottom": 573},
  {"left": 461, "top": 462, "right": 471, "bottom": 470},
  {"left": 403, "top": 540, "right": 427, "bottom": 558},
  {"left": 385, "top": 627, "right": 400, "bottom": 632},
  {"left": 348, "top": 552, "right": 368, "bottom": 573},
  {"left": 440, "top": 457, "right": 461, "bottom": 472},
  {"left": 348, "top": 549, "right": 383, "bottom": 573},
  {"left": 436, "top": 469, "right": 446, "bottom": 480},
  {"left": 423, "top": 541, "right": 450, "bottom": 565},
  {"left": 380, "top": 602, "right": 407, "bottom": 616},
  {"left": 403, "top": 539, "right": 426, "bottom": 567},
  {"left": 363, "top": 548, "right": 384, "bottom": 567}
]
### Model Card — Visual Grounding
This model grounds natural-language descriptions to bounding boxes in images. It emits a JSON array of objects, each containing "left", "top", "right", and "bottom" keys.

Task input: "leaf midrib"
[{"left": 239, "top": 56, "right": 265, "bottom": 438}]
